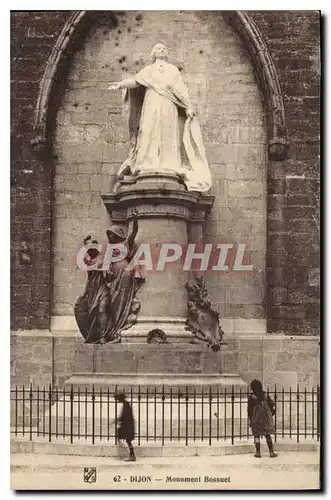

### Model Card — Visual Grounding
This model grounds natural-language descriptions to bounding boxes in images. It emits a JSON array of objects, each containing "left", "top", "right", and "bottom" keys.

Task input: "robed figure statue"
[
  {"left": 108, "top": 43, "right": 212, "bottom": 193},
  {"left": 74, "top": 210, "right": 144, "bottom": 344}
]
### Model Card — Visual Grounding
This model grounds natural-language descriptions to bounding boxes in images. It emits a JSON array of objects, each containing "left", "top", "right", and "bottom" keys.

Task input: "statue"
[
  {"left": 108, "top": 43, "right": 212, "bottom": 193},
  {"left": 74, "top": 210, "right": 145, "bottom": 344},
  {"left": 185, "top": 277, "right": 224, "bottom": 351}
]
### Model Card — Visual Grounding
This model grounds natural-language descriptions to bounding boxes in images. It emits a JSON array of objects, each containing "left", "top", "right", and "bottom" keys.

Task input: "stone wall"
[
  {"left": 11, "top": 332, "right": 53, "bottom": 387},
  {"left": 11, "top": 11, "right": 70, "bottom": 330},
  {"left": 251, "top": 11, "right": 320, "bottom": 336}
]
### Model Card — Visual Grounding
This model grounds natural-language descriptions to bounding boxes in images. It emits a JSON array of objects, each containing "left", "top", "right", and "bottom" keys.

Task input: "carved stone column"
[{"left": 102, "top": 173, "right": 214, "bottom": 343}]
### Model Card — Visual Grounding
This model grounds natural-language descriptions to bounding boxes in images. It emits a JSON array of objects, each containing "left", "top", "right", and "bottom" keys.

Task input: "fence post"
[
  {"left": 274, "top": 385, "right": 277, "bottom": 443},
  {"left": 296, "top": 385, "right": 300, "bottom": 443},
  {"left": 170, "top": 387, "right": 173, "bottom": 442},
  {"left": 185, "top": 386, "right": 189, "bottom": 446},
  {"left": 15, "top": 386, "right": 18, "bottom": 436},
  {"left": 289, "top": 386, "right": 292, "bottom": 439},
  {"left": 99, "top": 388, "right": 102, "bottom": 441},
  {"left": 92, "top": 385, "right": 95, "bottom": 445},
  {"left": 162, "top": 385, "right": 165, "bottom": 447},
  {"left": 138, "top": 385, "right": 141, "bottom": 446},
  {"left": 29, "top": 383, "right": 33, "bottom": 441},
  {"left": 62, "top": 386, "right": 65, "bottom": 439},
  {"left": 281, "top": 386, "right": 285, "bottom": 438},
  {"left": 55, "top": 386, "right": 59, "bottom": 439},
  {"left": 70, "top": 384, "right": 74, "bottom": 444},
  {"left": 154, "top": 386, "right": 157, "bottom": 442},
  {"left": 107, "top": 388, "right": 110, "bottom": 441},
  {"left": 317, "top": 385, "right": 320, "bottom": 441},
  {"left": 312, "top": 387, "right": 315, "bottom": 439},
  {"left": 217, "top": 387, "right": 220, "bottom": 441},
  {"left": 78, "top": 387, "right": 80, "bottom": 440},
  {"left": 239, "top": 387, "right": 242, "bottom": 440},
  {"left": 201, "top": 386, "right": 204, "bottom": 442},
  {"left": 48, "top": 384, "right": 52, "bottom": 443},
  {"left": 246, "top": 386, "right": 249, "bottom": 440},
  {"left": 42, "top": 386, "right": 46, "bottom": 437},
  {"left": 22, "top": 385, "right": 25, "bottom": 437},
  {"left": 114, "top": 385, "right": 118, "bottom": 445},
  {"left": 85, "top": 387, "right": 88, "bottom": 440},
  {"left": 231, "top": 385, "right": 234, "bottom": 445},
  {"left": 193, "top": 387, "right": 196, "bottom": 442},
  {"left": 209, "top": 386, "right": 212, "bottom": 446},
  {"left": 177, "top": 387, "right": 180, "bottom": 442},
  {"left": 146, "top": 387, "right": 149, "bottom": 442},
  {"left": 224, "top": 387, "right": 227, "bottom": 441},
  {"left": 304, "top": 387, "right": 307, "bottom": 439}
]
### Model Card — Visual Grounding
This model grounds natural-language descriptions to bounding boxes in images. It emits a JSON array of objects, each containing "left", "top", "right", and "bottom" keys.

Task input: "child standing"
[
  {"left": 248, "top": 379, "right": 278, "bottom": 458},
  {"left": 115, "top": 391, "right": 136, "bottom": 462}
]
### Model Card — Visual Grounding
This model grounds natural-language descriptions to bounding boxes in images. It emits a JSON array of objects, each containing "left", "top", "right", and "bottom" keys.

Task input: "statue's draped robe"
[
  {"left": 74, "top": 243, "right": 144, "bottom": 344},
  {"left": 118, "top": 62, "right": 212, "bottom": 192}
]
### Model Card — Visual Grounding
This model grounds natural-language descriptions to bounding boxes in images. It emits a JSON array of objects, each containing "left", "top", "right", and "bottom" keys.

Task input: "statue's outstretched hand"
[
  {"left": 108, "top": 83, "right": 121, "bottom": 91},
  {"left": 131, "top": 208, "right": 139, "bottom": 219}
]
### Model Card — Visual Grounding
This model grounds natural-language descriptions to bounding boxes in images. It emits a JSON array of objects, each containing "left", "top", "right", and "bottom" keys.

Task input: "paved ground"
[{"left": 11, "top": 451, "right": 320, "bottom": 490}]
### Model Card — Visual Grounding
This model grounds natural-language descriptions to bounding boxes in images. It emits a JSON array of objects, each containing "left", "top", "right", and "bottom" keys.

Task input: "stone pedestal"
[
  {"left": 70, "top": 343, "right": 239, "bottom": 375},
  {"left": 102, "top": 173, "right": 215, "bottom": 343},
  {"left": 61, "top": 173, "right": 247, "bottom": 410}
]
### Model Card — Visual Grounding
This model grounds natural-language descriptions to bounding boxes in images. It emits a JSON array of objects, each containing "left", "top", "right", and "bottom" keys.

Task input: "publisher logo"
[{"left": 84, "top": 467, "right": 97, "bottom": 483}]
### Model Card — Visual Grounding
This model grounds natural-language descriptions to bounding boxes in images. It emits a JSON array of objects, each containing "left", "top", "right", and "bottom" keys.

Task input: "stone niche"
[{"left": 52, "top": 10, "right": 267, "bottom": 335}]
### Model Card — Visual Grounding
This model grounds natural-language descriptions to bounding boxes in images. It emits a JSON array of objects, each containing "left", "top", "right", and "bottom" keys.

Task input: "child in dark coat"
[
  {"left": 115, "top": 391, "right": 136, "bottom": 462},
  {"left": 248, "top": 379, "right": 278, "bottom": 458}
]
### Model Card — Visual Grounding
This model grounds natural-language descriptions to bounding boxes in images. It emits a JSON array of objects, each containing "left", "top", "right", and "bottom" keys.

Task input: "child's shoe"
[
  {"left": 254, "top": 452, "right": 262, "bottom": 458},
  {"left": 125, "top": 456, "right": 137, "bottom": 462},
  {"left": 269, "top": 452, "right": 278, "bottom": 458}
]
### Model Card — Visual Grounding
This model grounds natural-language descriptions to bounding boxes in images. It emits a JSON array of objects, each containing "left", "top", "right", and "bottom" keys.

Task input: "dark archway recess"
[{"left": 32, "top": 11, "right": 290, "bottom": 334}]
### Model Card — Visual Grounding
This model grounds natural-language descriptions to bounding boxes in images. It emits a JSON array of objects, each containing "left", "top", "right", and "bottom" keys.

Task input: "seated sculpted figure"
[
  {"left": 108, "top": 43, "right": 212, "bottom": 193},
  {"left": 74, "top": 209, "right": 144, "bottom": 344}
]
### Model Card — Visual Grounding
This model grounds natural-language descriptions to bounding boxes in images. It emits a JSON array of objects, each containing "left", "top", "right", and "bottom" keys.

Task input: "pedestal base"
[{"left": 65, "top": 342, "right": 244, "bottom": 393}]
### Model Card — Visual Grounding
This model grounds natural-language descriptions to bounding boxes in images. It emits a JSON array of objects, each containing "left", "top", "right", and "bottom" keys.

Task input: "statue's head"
[
  {"left": 106, "top": 225, "right": 126, "bottom": 243},
  {"left": 151, "top": 43, "right": 168, "bottom": 61}
]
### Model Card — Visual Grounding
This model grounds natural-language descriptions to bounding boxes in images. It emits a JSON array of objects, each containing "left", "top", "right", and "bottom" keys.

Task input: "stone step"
[
  {"left": 38, "top": 419, "right": 249, "bottom": 438},
  {"left": 64, "top": 372, "right": 246, "bottom": 392},
  {"left": 11, "top": 436, "right": 319, "bottom": 458}
]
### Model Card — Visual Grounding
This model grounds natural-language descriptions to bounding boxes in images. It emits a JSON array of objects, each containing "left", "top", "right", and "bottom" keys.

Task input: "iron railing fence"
[{"left": 10, "top": 385, "right": 320, "bottom": 445}]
